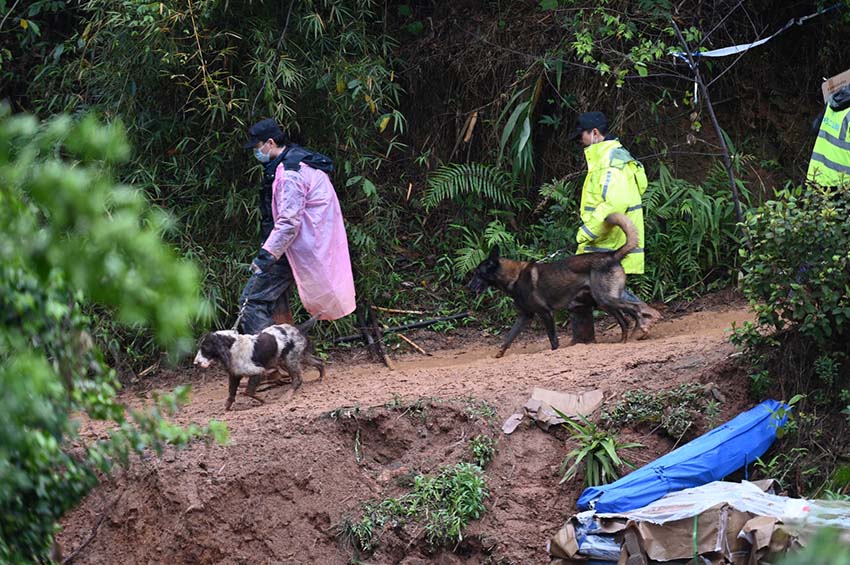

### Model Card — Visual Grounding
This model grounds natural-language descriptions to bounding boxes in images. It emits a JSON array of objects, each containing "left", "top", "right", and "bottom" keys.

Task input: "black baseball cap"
[
  {"left": 569, "top": 111, "right": 609, "bottom": 140},
  {"left": 243, "top": 118, "right": 284, "bottom": 149}
]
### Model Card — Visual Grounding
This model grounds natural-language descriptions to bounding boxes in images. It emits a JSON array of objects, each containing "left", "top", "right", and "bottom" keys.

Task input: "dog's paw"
[
  {"left": 495, "top": 350, "right": 506, "bottom": 359},
  {"left": 245, "top": 394, "right": 265, "bottom": 405}
]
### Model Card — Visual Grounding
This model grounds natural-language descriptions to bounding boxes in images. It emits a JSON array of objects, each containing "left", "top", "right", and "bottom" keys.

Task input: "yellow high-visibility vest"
[{"left": 807, "top": 96, "right": 850, "bottom": 187}]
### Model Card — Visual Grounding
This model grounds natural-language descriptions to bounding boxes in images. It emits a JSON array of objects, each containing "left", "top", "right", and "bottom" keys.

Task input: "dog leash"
[
  {"left": 542, "top": 247, "right": 571, "bottom": 262},
  {"left": 230, "top": 276, "right": 258, "bottom": 332}
]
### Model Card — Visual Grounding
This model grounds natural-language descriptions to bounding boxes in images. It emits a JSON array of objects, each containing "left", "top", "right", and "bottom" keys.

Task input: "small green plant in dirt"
[
  {"left": 469, "top": 435, "right": 497, "bottom": 468},
  {"left": 768, "top": 394, "right": 805, "bottom": 440},
  {"left": 601, "top": 383, "right": 711, "bottom": 439},
  {"left": 749, "top": 369, "right": 774, "bottom": 399},
  {"left": 338, "top": 462, "right": 488, "bottom": 555},
  {"left": 778, "top": 527, "right": 850, "bottom": 565},
  {"left": 463, "top": 397, "right": 498, "bottom": 421},
  {"left": 556, "top": 411, "right": 642, "bottom": 487},
  {"left": 706, "top": 399, "right": 722, "bottom": 429},
  {"left": 753, "top": 447, "right": 815, "bottom": 491},
  {"left": 384, "top": 395, "right": 433, "bottom": 421}
]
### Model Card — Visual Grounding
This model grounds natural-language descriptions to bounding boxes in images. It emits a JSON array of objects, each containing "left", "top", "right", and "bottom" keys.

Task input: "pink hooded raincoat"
[{"left": 262, "top": 163, "right": 356, "bottom": 320}]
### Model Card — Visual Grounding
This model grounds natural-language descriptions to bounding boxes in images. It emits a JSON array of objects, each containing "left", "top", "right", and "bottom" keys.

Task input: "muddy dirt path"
[{"left": 59, "top": 293, "right": 755, "bottom": 565}]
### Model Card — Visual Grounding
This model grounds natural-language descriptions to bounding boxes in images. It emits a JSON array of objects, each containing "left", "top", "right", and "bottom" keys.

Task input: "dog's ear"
[
  {"left": 210, "top": 333, "right": 234, "bottom": 370},
  {"left": 488, "top": 245, "right": 500, "bottom": 261}
]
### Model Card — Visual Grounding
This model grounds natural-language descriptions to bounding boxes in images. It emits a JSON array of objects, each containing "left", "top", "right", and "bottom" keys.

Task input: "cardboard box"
[{"left": 822, "top": 68, "right": 850, "bottom": 103}]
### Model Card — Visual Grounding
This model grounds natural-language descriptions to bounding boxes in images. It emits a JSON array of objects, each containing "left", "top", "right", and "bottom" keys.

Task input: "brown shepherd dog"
[{"left": 468, "top": 213, "right": 643, "bottom": 358}]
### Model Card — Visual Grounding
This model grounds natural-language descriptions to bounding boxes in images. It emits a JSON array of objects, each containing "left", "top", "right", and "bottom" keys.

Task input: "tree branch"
[{"left": 671, "top": 19, "right": 751, "bottom": 250}]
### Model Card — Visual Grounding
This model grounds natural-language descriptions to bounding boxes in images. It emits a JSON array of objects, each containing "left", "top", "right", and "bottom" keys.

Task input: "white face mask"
[{"left": 253, "top": 143, "right": 271, "bottom": 163}]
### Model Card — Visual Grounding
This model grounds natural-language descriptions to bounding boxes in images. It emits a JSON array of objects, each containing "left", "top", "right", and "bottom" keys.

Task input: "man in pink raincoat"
[{"left": 239, "top": 118, "right": 356, "bottom": 333}]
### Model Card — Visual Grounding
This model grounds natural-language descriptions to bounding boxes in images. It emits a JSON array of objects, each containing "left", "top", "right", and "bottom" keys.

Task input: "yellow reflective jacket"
[
  {"left": 577, "top": 139, "right": 648, "bottom": 274},
  {"left": 807, "top": 88, "right": 850, "bottom": 187}
]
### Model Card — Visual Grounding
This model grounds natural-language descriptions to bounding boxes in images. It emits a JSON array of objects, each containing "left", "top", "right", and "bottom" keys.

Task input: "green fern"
[
  {"left": 632, "top": 162, "right": 750, "bottom": 301},
  {"left": 451, "top": 220, "right": 535, "bottom": 275},
  {"left": 422, "top": 163, "right": 519, "bottom": 212}
]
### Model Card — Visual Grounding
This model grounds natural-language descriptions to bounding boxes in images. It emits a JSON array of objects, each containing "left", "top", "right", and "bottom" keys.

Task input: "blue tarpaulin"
[{"left": 577, "top": 399, "right": 788, "bottom": 513}]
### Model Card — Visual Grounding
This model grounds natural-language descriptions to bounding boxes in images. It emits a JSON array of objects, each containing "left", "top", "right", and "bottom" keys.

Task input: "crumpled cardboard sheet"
[
  {"left": 549, "top": 507, "right": 752, "bottom": 564},
  {"left": 502, "top": 387, "right": 604, "bottom": 434},
  {"left": 549, "top": 481, "right": 816, "bottom": 564}
]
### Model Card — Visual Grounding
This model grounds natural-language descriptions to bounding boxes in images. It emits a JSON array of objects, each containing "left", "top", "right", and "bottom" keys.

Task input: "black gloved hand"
[{"left": 250, "top": 249, "right": 277, "bottom": 275}]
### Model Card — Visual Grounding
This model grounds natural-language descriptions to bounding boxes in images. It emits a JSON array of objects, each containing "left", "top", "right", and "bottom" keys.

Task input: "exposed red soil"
[{"left": 58, "top": 290, "right": 756, "bottom": 564}]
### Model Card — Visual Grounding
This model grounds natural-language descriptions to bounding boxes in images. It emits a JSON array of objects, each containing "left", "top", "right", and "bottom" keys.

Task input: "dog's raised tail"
[
  {"left": 296, "top": 312, "right": 323, "bottom": 334},
  {"left": 604, "top": 212, "right": 638, "bottom": 263}
]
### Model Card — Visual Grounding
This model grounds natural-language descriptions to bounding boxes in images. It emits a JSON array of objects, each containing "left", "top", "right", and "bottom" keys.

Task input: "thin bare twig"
[
  {"left": 372, "top": 306, "right": 425, "bottom": 315},
  {"left": 671, "top": 19, "right": 750, "bottom": 250},
  {"left": 0, "top": 0, "right": 22, "bottom": 33},
  {"left": 698, "top": 0, "right": 746, "bottom": 48},
  {"left": 397, "top": 333, "right": 430, "bottom": 356}
]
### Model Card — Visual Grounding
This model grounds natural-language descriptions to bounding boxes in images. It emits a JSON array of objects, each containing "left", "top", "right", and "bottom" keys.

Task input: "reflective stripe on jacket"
[
  {"left": 807, "top": 87, "right": 850, "bottom": 187},
  {"left": 576, "top": 139, "right": 648, "bottom": 274}
]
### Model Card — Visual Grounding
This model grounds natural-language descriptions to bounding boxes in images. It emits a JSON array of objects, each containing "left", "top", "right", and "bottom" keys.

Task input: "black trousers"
[
  {"left": 568, "top": 288, "right": 643, "bottom": 343},
  {"left": 238, "top": 255, "right": 294, "bottom": 334}
]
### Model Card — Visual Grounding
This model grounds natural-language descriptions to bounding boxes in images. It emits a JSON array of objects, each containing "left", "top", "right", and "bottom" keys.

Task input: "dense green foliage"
[
  {"left": 7, "top": 0, "right": 823, "bottom": 358},
  {"left": 0, "top": 109, "right": 226, "bottom": 563},
  {"left": 778, "top": 528, "right": 850, "bottom": 564},
  {"left": 733, "top": 185, "right": 850, "bottom": 494},
  {"left": 634, "top": 161, "right": 751, "bottom": 300},
  {"left": 736, "top": 186, "right": 850, "bottom": 353}
]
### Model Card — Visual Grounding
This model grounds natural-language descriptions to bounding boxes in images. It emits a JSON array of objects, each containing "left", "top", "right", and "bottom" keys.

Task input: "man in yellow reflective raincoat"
[
  {"left": 807, "top": 84, "right": 850, "bottom": 187},
  {"left": 568, "top": 112, "right": 660, "bottom": 343}
]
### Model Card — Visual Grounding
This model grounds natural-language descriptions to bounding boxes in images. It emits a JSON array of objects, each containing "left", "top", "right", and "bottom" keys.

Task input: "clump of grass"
[
  {"left": 338, "top": 463, "right": 489, "bottom": 554},
  {"left": 468, "top": 434, "right": 496, "bottom": 468},
  {"left": 556, "top": 411, "right": 641, "bottom": 487},
  {"left": 462, "top": 396, "right": 497, "bottom": 421}
]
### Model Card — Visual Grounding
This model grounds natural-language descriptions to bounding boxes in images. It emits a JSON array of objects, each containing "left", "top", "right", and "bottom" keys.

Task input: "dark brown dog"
[{"left": 468, "top": 213, "right": 642, "bottom": 357}]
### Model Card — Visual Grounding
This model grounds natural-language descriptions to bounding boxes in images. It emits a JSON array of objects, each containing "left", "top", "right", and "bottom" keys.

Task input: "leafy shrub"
[
  {"left": 778, "top": 527, "right": 850, "bottom": 565},
  {"left": 732, "top": 185, "right": 850, "bottom": 406},
  {"left": 339, "top": 462, "right": 488, "bottom": 555},
  {"left": 633, "top": 162, "right": 750, "bottom": 301},
  {"left": 733, "top": 185, "right": 850, "bottom": 495},
  {"left": 0, "top": 109, "right": 227, "bottom": 562},
  {"left": 556, "top": 412, "right": 641, "bottom": 487},
  {"left": 735, "top": 185, "right": 850, "bottom": 352},
  {"left": 601, "top": 383, "right": 711, "bottom": 439}
]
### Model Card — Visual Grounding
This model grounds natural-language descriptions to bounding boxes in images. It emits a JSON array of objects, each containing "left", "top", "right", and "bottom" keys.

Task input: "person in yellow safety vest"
[
  {"left": 807, "top": 84, "right": 850, "bottom": 187},
  {"left": 567, "top": 111, "right": 661, "bottom": 343}
]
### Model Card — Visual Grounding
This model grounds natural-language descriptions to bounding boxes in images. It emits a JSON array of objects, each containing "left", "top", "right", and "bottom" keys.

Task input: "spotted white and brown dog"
[{"left": 194, "top": 317, "right": 324, "bottom": 410}]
